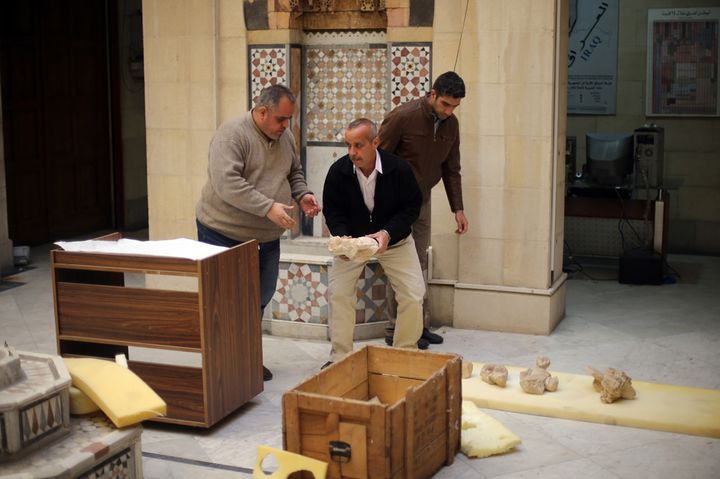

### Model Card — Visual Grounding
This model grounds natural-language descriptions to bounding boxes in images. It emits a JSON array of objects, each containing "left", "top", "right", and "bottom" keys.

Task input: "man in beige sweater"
[{"left": 196, "top": 85, "right": 320, "bottom": 381}]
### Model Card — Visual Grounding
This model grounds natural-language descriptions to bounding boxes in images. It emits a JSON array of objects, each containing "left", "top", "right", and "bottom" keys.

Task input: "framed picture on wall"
[{"left": 646, "top": 8, "right": 720, "bottom": 116}]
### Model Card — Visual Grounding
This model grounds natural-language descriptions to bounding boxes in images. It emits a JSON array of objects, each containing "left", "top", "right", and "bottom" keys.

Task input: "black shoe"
[
  {"left": 384, "top": 333, "right": 393, "bottom": 346},
  {"left": 421, "top": 327, "right": 444, "bottom": 344},
  {"left": 386, "top": 328, "right": 430, "bottom": 350},
  {"left": 417, "top": 337, "right": 429, "bottom": 350},
  {"left": 321, "top": 361, "right": 333, "bottom": 369},
  {"left": 263, "top": 365, "right": 273, "bottom": 381}
]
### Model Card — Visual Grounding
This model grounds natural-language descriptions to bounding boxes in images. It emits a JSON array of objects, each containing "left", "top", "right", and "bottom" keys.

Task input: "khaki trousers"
[
  {"left": 387, "top": 200, "right": 431, "bottom": 328},
  {"left": 329, "top": 236, "right": 425, "bottom": 362}
]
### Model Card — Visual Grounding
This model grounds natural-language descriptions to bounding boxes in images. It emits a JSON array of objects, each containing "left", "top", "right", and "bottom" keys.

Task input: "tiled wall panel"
[
  {"left": 249, "top": 46, "right": 288, "bottom": 106},
  {"left": 305, "top": 46, "right": 388, "bottom": 143},
  {"left": 389, "top": 44, "right": 431, "bottom": 108}
]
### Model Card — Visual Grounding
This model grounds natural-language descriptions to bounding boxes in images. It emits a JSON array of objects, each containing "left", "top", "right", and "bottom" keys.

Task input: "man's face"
[
  {"left": 428, "top": 90, "right": 462, "bottom": 120},
  {"left": 256, "top": 96, "right": 295, "bottom": 140},
  {"left": 345, "top": 125, "right": 379, "bottom": 175}
]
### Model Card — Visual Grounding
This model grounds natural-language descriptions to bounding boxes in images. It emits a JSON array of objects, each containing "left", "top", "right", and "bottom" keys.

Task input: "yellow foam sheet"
[
  {"left": 463, "top": 364, "right": 720, "bottom": 438},
  {"left": 64, "top": 358, "right": 167, "bottom": 428}
]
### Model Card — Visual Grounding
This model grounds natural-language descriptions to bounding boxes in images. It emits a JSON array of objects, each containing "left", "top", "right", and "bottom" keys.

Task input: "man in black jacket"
[{"left": 323, "top": 118, "right": 425, "bottom": 363}]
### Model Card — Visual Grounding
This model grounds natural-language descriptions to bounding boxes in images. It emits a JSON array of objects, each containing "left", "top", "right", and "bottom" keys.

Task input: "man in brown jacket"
[{"left": 379, "top": 71, "right": 469, "bottom": 348}]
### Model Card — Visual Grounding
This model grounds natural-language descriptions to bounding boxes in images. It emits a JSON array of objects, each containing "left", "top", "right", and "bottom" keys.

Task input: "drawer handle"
[{"left": 328, "top": 440, "right": 351, "bottom": 463}]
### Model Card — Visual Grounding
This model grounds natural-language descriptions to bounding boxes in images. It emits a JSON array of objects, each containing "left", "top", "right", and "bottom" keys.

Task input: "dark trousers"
[{"left": 196, "top": 220, "right": 280, "bottom": 315}]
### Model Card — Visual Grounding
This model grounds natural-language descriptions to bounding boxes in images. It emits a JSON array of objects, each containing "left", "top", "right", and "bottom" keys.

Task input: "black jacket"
[{"left": 323, "top": 149, "right": 422, "bottom": 247}]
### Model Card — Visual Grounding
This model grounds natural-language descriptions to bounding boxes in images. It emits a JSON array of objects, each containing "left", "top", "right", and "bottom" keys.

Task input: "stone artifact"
[
  {"left": 327, "top": 235, "right": 379, "bottom": 262},
  {"left": 480, "top": 364, "right": 508, "bottom": 387},
  {"left": 0, "top": 344, "right": 71, "bottom": 461},
  {"left": 587, "top": 366, "right": 637, "bottom": 403},
  {"left": 519, "top": 357, "right": 559, "bottom": 394},
  {"left": 462, "top": 360, "right": 473, "bottom": 379}
]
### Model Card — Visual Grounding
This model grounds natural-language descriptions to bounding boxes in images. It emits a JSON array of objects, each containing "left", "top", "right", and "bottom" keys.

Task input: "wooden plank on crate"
[
  {"left": 57, "top": 282, "right": 201, "bottom": 349},
  {"left": 283, "top": 392, "right": 302, "bottom": 453},
  {"left": 326, "top": 413, "right": 341, "bottom": 479},
  {"left": 339, "top": 422, "right": 367, "bottom": 479},
  {"left": 367, "top": 404, "right": 386, "bottom": 479},
  {"left": 296, "top": 348, "right": 368, "bottom": 397},
  {"left": 343, "top": 379, "right": 369, "bottom": 401},
  {"left": 404, "top": 386, "right": 416, "bottom": 479},
  {"left": 445, "top": 356, "right": 462, "bottom": 464},
  {"left": 368, "top": 373, "right": 423, "bottom": 405},
  {"left": 388, "top": 402, "right": 405, "bottom": 477},
  {"left": 367, "top": 346, "right": 455, "bottom": 380},
  {"left": 410, "top": 435, "right": 448, "bottom": 479},
  {"left": 407, "top": 371, "right": 448, "bottom": 477},
  {"left": 296, "top": 393, "right": 373, "bottom": 421}
]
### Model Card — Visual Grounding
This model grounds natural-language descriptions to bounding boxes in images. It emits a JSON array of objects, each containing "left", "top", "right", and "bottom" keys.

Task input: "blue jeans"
[{"left": 196, "top": 220, "right": 280, "bottom": 315}]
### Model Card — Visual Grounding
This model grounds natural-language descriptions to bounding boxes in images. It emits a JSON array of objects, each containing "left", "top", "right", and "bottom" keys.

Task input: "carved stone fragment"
[
  {"left": 327, "top": 236, "right": 378, "bottom": 262},
  {"left": 461, "top": 360, "right": 473, "bottom": 379},
  {"left": 587, "top": 366, "right": 637, "bottom": 404},
  {"left": 519, "top": 356, "right": 559, "bottom": 394},
  {"left": 480, "top": 364, "right": 508, "bottom": 388}
]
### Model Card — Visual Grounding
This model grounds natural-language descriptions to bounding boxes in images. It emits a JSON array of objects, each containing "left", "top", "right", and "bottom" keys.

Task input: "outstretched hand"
[
  {"left": 267, "top": 202, "right": 296, "bottom": 230},
  {"left": 299, "top": 194, "right": 321, "bottom": 217}
]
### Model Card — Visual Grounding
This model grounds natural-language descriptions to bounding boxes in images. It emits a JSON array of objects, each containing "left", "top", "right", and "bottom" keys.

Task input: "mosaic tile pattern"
[
  {"left": 249, "top": 46, "right": 288, "bottom": 106},
  {"left": 390, "top": 44, "right": 431, "bottom": 108},
  {"left": 269, "top": 259, "right": 390, "bottom": 324},
  {"left": 271, "top": 262, "right": 329, "bottom": 323},
  {"left": 82, "top": 448, "right": 134, "bottom": 479},
  {"left": 305, "top": 46, "right": 388, "bottom": 143},
  {"left": 21, "top": 393, "right": 63, "bottom": 445}
]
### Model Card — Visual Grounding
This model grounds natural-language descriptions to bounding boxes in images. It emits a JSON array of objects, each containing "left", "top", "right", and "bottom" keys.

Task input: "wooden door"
[{"left": 1, "top": 0, "right": 113, "bottom": 244}]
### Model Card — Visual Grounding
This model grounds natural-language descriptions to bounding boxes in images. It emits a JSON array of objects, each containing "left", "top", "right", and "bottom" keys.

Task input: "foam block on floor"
[
  {"left": 463, "top": 364, "right": 720, "bottom": 438},
  {"left": 64, "top": 357, "right": 166, "bottom": 427},
  {"left": 461, "top": 400, "right": 521, "bottom": 458}
]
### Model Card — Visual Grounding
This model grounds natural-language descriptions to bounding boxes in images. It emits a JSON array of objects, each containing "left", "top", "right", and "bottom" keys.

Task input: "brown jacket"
[{"left": 379, "top": 97, "right": 463, "bottom": 211}]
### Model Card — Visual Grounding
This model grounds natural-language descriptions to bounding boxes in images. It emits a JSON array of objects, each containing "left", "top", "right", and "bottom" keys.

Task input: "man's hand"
[
  {"left": 366, "top": 230, "right": 390, "bottom": 255},
  {"left": 266, "top": 202, "right": 296, "bottom": 230},
  {"left": 299, "top": 194, "right": 321, "bottom": 217},
  {"left": 455, "top": 210, "right": 469, "bottom": 235}
]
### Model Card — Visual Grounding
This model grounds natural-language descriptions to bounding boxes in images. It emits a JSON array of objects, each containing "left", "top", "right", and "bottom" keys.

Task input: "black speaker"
[{"left": 618, "top": 248, "right": 663, "bottom": 285}]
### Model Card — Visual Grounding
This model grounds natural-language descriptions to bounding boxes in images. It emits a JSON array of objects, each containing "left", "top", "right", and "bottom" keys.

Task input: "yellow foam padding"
[
  {"left": 464, "top": 363, "right": 720, "bottom": 438},
  {"left": 461, "top": 400, "right": 521, "bottom": 458},
  {"left": 69, "top": 385, "right": 100, "bottom": 415},
  {"left": 63, "top": 358, "right": 167, "bottom": 428},
  {"left": 253, "top": 445, "right": 328, "bottom": 479}
]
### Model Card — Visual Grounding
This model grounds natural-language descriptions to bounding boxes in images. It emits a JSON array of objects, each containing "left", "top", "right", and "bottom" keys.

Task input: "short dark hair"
[
  {"left": 346, "top": 118, "right": 378, "bottom": 139},
  {"left": 432, "top": 71, "right": 465, "bottom": 99},
  {"left": 255, "top": 84, "right": 296, "bottom": 109}
]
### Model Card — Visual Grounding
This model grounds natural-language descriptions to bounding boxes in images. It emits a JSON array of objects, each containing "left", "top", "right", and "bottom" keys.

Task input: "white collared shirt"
[{"left": 354, "top": 150, "right": 383, "bottom": 213}]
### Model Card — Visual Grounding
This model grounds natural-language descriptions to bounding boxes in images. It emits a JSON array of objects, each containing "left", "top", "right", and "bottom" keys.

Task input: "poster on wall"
[
  {"left": 567, "top": 0, "right": 619, "bottom": 115},
  {"left": 646, "top": 8, "right": 719, "bottom": 116}
]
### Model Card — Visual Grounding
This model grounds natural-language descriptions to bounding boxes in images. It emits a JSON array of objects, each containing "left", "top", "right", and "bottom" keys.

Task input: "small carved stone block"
[
  {"left": 587, "top": 366, "right": 637, "bottom": 404},
  {"left": 519, "top": 356, "right": 559, "bottom": 395},
  {"left": 480, "top": 364, "right": 508, "bottom": 388},
  {"left": 461, "top": 360, "right": 473, "bottom": 379}
]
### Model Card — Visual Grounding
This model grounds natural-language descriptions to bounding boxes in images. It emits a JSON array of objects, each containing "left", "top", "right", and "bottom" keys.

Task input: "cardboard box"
[{"left": 282, "top": 345, "right": 461, "bottom": 478}]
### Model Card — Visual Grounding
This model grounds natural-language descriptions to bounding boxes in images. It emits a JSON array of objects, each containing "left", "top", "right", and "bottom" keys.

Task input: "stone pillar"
[
  {"left": 142, "top": 0, "right": 248, "bottom": 241},
  {"left": 430, "top": 0, "right": 568, "bottom": 334}
]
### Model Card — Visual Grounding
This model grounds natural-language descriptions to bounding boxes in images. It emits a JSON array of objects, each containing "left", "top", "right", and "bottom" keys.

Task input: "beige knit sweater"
[{"left": 195, "top": 111, "right": 311, "bottom": 242}]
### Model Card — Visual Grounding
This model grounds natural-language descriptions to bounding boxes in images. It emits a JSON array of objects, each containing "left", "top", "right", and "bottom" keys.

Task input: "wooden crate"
[{"left": 282, "top": 345, "right": 461, "bottom": 479}]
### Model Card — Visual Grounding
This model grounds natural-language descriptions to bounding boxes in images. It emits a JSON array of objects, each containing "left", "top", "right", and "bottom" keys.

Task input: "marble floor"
[{"left": 1, "top": 243, "right": 719, "bottom": 478}]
